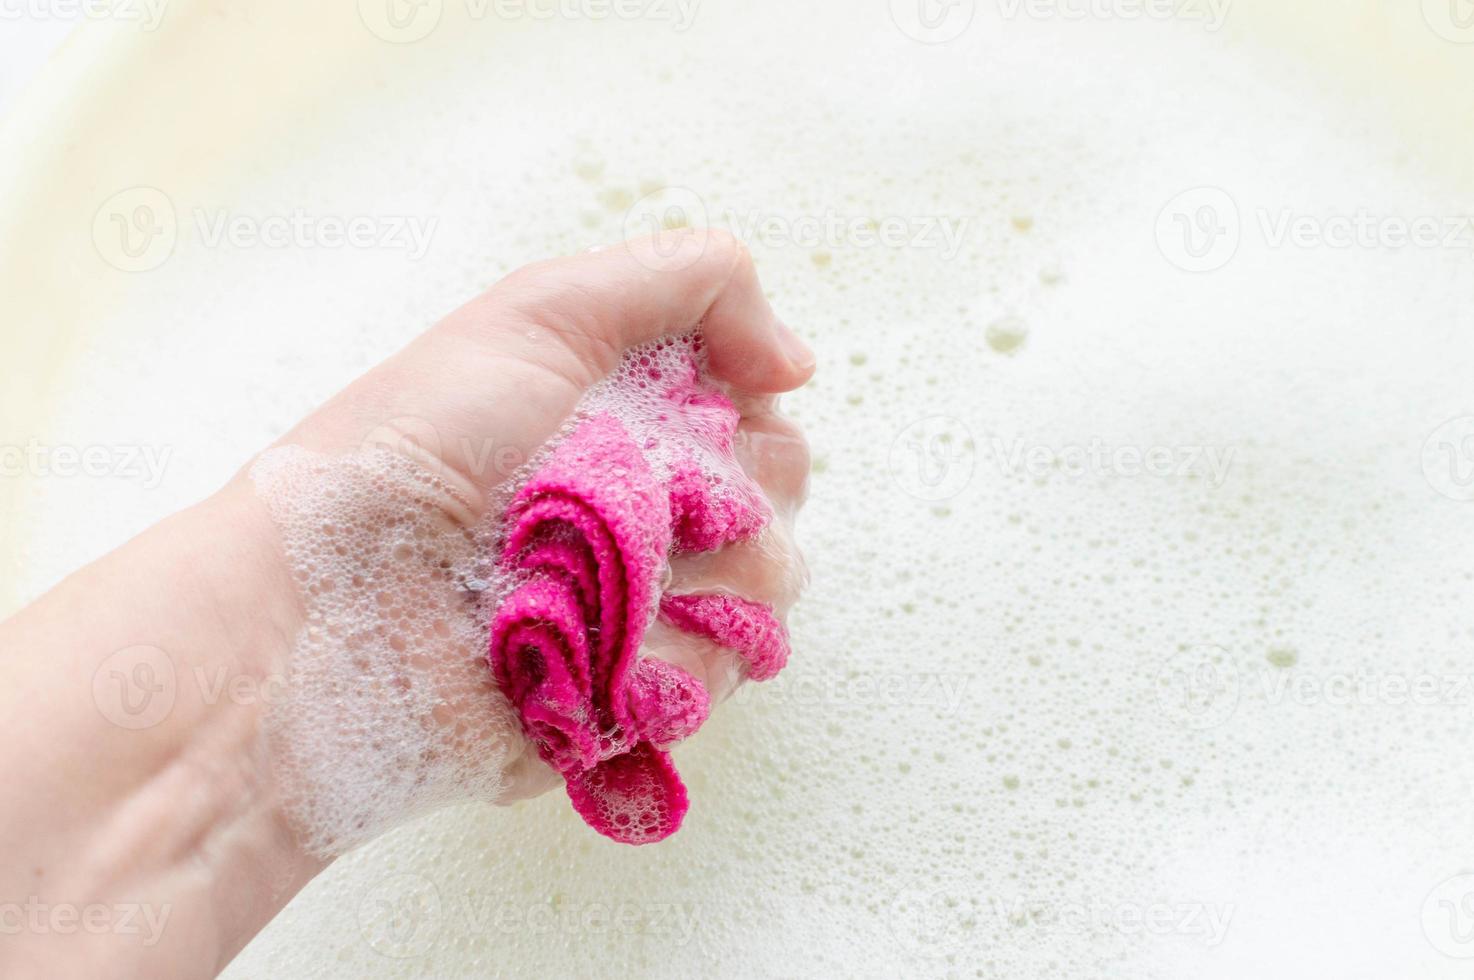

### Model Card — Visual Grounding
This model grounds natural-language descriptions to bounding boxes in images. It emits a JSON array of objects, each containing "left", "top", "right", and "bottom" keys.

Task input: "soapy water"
[{"left": 6, "top": 1, "right": 1474, "bottom": 976}]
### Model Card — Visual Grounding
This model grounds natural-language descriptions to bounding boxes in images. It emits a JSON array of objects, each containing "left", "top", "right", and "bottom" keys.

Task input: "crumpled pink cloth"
[{"left": 488, "top": 348, "right": 793, "bottom": 844}]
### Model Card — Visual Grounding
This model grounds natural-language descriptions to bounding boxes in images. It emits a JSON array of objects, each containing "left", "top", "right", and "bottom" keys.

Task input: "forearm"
[{"left": 0, "top": 479, "right": 321, "bottom": 979}]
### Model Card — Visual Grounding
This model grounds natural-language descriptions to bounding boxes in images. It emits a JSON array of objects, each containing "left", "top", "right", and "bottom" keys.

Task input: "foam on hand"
[
  {"left": 248, "top": 446, "right": 517, "bottom": 856},
  {"left": 251, "top": 333, "right": 792, "bottom": 854}
]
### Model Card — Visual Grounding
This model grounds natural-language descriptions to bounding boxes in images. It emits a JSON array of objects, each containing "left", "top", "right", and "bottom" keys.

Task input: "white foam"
[{"left": 247, "top": 444, "right": 514, "bottom": 855}]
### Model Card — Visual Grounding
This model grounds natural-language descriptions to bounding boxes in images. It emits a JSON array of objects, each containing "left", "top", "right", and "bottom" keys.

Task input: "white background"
[{"left": 0, "top": 20, "right": 76, "bottom": 121}]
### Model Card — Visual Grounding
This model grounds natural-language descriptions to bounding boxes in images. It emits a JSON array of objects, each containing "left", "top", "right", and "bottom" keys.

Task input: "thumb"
[
  {"left": 472, "top": 228, "right": 816, "bottom": 393},
  {"left": 276, "top": 230, "right": 813, "bottom": 523}
]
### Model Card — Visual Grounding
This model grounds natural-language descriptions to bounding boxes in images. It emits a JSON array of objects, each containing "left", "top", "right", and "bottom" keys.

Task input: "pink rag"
[{"left": 488, "top": 346, "right": 793, "bottom": 844}]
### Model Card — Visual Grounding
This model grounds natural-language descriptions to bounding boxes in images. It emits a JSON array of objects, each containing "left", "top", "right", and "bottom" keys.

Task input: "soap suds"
[{"left": 249, "top": 445, "right": 513, "bottom": 855}]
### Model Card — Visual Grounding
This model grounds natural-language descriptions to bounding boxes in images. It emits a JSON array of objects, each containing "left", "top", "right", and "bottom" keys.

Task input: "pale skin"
[{"left": 0, "top": 230, "right": 815, "bottom": 980}]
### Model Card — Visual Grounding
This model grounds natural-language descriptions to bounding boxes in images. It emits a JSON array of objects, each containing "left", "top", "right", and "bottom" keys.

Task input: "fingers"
[
  {"left": 640, "top": 618, "right": 748, "bottom": 706},
  {"left": 733, "top": 410, "right": 811, "bottom": 513},
  {"left": 666, "top": 524, "right": 808, "bottom": 616},
  {"left": 473, "top": 229, "right": 816, "bottom": 394},
  {"left": 496, "top": 736, "right": 563, "bottom": 805},
  {"left": 498, "top": 611, "right": 751, "bottom": 805},
  {"left": 654, "top": 397, "right": 809, "bottom": 693},
  {"left": 668, "top": 405, "right": 810, "bottom": 608},
  {"left": 278, "top": 230, "right": 814, "bottom": 528}
]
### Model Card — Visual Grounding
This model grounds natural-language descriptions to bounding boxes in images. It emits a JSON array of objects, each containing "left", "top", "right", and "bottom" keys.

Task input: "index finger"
[{"left": 479, "top": 228, "right": 817, "bottom": 394}]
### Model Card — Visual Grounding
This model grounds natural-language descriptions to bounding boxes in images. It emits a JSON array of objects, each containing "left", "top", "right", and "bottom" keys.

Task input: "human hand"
[{"left": 243, "top": 229, "right": 815, "bottom": 850}]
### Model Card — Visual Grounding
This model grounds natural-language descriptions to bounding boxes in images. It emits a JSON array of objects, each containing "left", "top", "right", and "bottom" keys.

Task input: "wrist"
[{"left": 0, "top": 477, "right": 320, "bottom": 978}]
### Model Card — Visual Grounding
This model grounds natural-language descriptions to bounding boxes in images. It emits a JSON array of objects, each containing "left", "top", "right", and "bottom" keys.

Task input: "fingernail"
[{"left": 776, "top": 321, "right": 816, "bottom": 373}]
